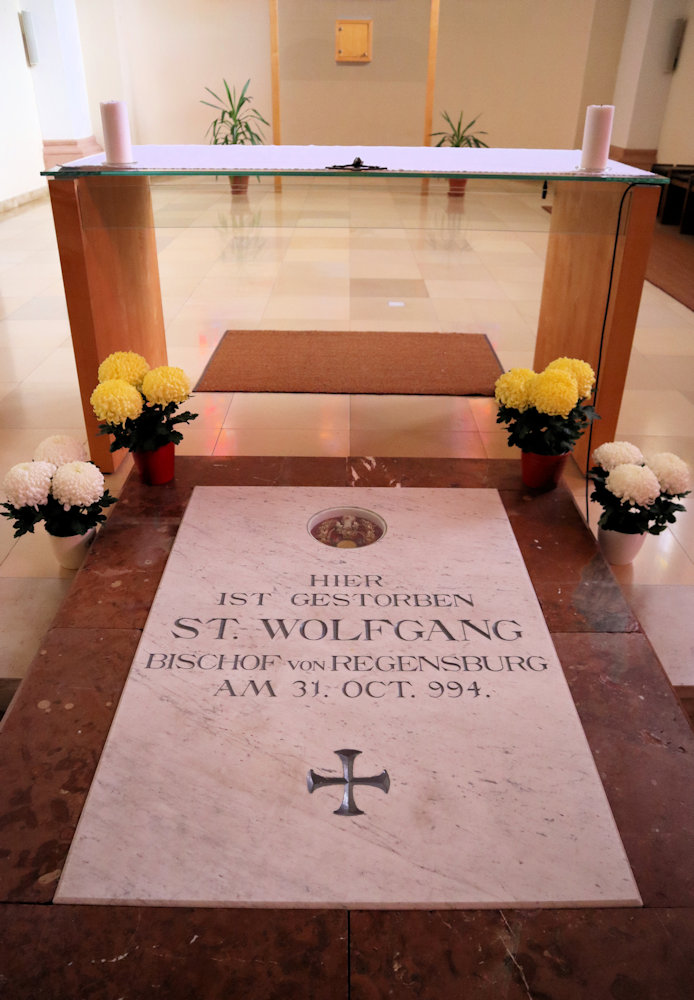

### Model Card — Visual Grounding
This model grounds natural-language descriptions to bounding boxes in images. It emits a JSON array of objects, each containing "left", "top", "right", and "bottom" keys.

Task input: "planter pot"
[
  {"left": 48, "top": 527, "right": 96, "bottom": 570},
  {"left": 520, "top": 451, "right": 569, "bottom": 491},
  {"left": 597, "top": 527, "right": 646, "bottom": 565},
  {"left": 133, "top": 442, "right": 175, "bottom": 485},
  {"left": 229, "top": 175, "right": 249, "bottom": 196},
  {"left": 448, "top": 178, "right": 468, "bottom": 197}
]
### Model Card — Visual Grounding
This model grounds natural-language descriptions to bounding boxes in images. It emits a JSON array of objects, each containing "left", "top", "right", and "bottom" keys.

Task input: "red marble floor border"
[
  {"left": 1, "top": 457, "right": 692, "bottom": 997},
  {"left": 555, "top": 631, "right": 694, "bottom": 907},
  {"left": 0, "top": 627, "right": 142, "bottom": 903},
  {"left": 0, "top": 905, "right": 348, "bottom": 1000},
  {"left": 350, "top": 908, "right": 694, "bottom": 999}
]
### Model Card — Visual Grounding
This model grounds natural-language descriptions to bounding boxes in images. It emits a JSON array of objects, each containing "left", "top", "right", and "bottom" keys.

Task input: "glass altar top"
[{"left": 42, "top": 144, "right": 667, "bottom": 184}]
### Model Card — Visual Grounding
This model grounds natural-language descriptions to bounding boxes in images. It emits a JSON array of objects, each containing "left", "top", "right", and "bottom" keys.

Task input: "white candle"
[
  {"left": 100, "top": 100, "right": 133, "bottom": 165},
  {"left": 580, "top": 105, "right": 614, "bottom": 171}
]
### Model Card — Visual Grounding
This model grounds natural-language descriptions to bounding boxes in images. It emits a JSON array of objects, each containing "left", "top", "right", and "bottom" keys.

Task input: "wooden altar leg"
[
  {"left": 534, "top": 181, "right": 660, "bottom": 469},
  {"left": 49, "top": 176, "right": 167, "bottom": 473}
]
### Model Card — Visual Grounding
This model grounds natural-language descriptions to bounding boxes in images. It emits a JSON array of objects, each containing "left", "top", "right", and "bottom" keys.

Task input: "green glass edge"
[{"left": 41, "top": 167, "right": 669, "bottom": 185}]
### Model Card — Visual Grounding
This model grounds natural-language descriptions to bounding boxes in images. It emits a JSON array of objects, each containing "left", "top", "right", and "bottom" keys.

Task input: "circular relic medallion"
[{"left": 308, "top": 507, "right": 386, "bottom": 548}]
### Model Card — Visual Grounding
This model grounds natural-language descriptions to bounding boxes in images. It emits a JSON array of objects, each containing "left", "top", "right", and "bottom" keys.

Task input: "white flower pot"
[
  {"left": 597, "top": 526, "right": 645, "bottom": 566},
  {"left": 47, "top": 527, "right": 96, "bottom": 569}
]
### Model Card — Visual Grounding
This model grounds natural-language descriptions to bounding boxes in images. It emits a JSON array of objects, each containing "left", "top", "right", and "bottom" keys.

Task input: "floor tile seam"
[
  {"left": 347, "top": 433, "right": 487, "bottom": 454},
  {"left": 269, "top": 284, "right": 352, "bottom": 300},
  {"left": 29, "top": 623, "right": 143, "bottom": 636},
  {"left": 605, "top": 613, "right": 664, "bottom": 650},
  {"left": 0, "top": 569, "right": 76, "bottom": 587},
  {"left": 91, "top": 515, "right": 182, "bottom": 530},
  {"left": 548, "top": 630, "right": 659, "bottom": 647},
  {"left": 0, "top": 537, "right": 20, "bottom": 571},
  {"left": 546, "top": 623, "right": 644, "bottom": 637},
  {"left": 618, "top": 581, "right": 694, "bottom": 644},
  {"left": 38, "top": 623, "right": 146, "bottom": 644},
  {"left": 650, "top": 527, "right": 694, "bottom": 571},
  {"left": 187, "top": 389, "right": 236, "bottom": 424},
  {"left": 620, "top": 388, "right": 694, "bottom": 415},
  {"left": 656, "top": 523, "right": 694, "bottom": 561},
  {"left": 219, "top": 417, "right": 351, "bottom": 433},
  {"left": 0, "top": 895, "right": 57, "bottom": 907},
  {"left": 0, "top": 351, "right": 55, "bottom": 384},
  {"left": 0, "top": 624, "right": 143, "bottom": 686},
  {"left": 216, "top": 404, "right": 238, "bottom": 442},
  {"left": 166, "top": 268, "right": 223, "bottom": 312}
]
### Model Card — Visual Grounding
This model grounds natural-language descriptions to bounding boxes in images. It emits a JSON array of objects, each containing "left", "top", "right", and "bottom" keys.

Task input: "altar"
[{"left": 42, "top": 145, "right": 665, "bottom": 471}]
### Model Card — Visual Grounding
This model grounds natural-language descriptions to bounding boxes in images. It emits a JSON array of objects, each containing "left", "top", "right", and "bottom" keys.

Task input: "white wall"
[
  {"left": 434, "top": 0, "right": 599, "bottom": 149},
  {"left": 5, "top": 0, "right": 694, "bottom": 205},
  {"left": 657, "top": 0, "right": 694, "bottom": 161},
  {"left": 74, "top": 0, "right": 619, "bottom": 151},
  {"left": 23, "top": 0, "right": 93, "bottom": 139},
  {"left": 612, "top": 0, "right": 690, "bottom": 150},
  {"left": 573, "top": 0, "right": 631, "bottom": 147},
  {"left": 74, "top": 0, "right": 131, "bottom": 144},
  {"left": 76, "top": 0, "right": 272, "bottom": 146},
  {"left": 0, "top": 0, "right": 46, "bottom": 205}
]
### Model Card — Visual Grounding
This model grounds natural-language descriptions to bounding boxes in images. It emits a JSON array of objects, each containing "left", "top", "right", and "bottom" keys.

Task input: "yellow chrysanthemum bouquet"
[
  {"left": 494, "top": 357, "right": 599, "bottom": 455},
  {"left": 90, "top": 352, "right": 198, "bottom": 453}
]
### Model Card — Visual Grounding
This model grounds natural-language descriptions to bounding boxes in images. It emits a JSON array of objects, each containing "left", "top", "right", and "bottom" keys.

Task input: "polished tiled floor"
[{"left": 0, "top": 176, "right": 692, "bottom": 703}]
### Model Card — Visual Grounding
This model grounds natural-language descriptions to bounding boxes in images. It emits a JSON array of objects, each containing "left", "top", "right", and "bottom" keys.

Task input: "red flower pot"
[
  {"left": 132, "top": 442, "right": 175, "bottom": 485},
  {"left": 229, "top": 175, "right": 249, "bottom": 196},
  {"left": 520, "top": 451, "right": 569, "bottom": 491},
  {"left": 448, "top": 177, "right": 468, "bottom": 197}
]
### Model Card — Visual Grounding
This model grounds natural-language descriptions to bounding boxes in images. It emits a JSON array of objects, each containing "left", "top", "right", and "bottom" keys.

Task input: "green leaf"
[
  {"left": 100, "top": 399, "right": 198, "bottom": 453},
  {"left": 431, "top": 109, "right": 488, "bottom": 148},
  {"left": 202, "top": 78, "right": 267, "bottom": 146}
]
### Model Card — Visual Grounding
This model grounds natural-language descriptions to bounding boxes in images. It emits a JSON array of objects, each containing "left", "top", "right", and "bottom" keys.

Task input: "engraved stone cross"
[{"left": 307, "top": 748, "right": 390, "bottom": 816}]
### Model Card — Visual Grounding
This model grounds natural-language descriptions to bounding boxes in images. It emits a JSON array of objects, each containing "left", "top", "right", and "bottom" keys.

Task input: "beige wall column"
[
  {"left": 423, "top": 0, "right": 440, "bottom": 145},
  {"left": 421, "top": 0, "right": 440, "bottom": 194},
  {"left": 269, "top": 0, "right": 282, "bottom": 193},
  {"left": 610, "top": 0, "right": 689, "bottom": 167}
]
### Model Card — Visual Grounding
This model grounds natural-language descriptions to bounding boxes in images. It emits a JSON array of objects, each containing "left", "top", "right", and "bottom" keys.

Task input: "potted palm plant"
[
  {"left": 201, "top": 78, "right": 269, "bottom": 194},
  {"left": 431, "top": 110, "right": 488, "bottom": 196}
]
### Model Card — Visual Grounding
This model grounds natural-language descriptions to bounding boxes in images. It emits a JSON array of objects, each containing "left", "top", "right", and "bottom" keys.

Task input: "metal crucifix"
[{"left": 307, "top": 749, "right": 390, "bottom": 816}]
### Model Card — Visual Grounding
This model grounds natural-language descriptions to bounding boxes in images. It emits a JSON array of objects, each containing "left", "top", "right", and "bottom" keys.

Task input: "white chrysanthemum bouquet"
[
  {"left": 588, "top": 441, "right": 690, "bottom": 535},
  {"left": 1, "top": 435, "right": 116, "bottom": 538},
  {"left": 90, "top": 351, "right": 197, "bottom": 453}
]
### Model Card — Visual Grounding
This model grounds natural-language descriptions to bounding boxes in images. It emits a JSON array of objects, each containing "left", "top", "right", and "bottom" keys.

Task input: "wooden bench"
[{"left": 651, "top": 163, "right": 694, "bottom": 233}]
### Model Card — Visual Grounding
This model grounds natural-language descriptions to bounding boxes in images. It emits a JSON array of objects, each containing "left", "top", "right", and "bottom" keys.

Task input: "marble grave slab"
[{"left": 56, "top": 487, "right": 640, "bottom": 908}]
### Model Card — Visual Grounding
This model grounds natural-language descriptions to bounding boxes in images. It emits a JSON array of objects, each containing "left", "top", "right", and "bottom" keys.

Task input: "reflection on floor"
[{"left": 1, "top": 177, "right": 692, "bottom": 713}]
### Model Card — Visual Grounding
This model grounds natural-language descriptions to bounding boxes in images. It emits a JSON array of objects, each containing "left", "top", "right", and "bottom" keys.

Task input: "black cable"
[{"left": 583, "top": 181, "right": 641, "bottom": 522}]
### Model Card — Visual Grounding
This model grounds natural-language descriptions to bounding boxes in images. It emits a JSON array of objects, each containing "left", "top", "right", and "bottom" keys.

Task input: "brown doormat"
[{"left": 195, "top": 330, "right": 503, "bottom": 395}]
